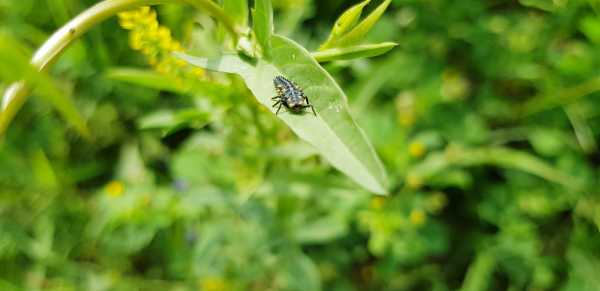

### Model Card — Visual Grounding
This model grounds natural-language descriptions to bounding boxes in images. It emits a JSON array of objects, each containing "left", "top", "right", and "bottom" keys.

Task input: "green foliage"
[
  {"left": 318, "top": 0, "right": 396, "bottom": 62},
  {"left": 320, "top": 0, "right": 371, "bottom": 49},
  {"left": 323, "top": 0, "right": 391, "bottom": 48},
  {"left": 252, "top": 0, "right": 273, "bottom": 57},
  {"left": 176, "top": 34, "right": 388, "bottom": 194},
  {"left": 223, "top": 0, "right": 249, "bottom": 30},
  {"left": 312, "top": 42, "right": 397, "bottom": 62},
  {"left": 0, "top": 33, "right": 89, "bottom": 138},
  {"left": 2, "top": 0, "right": 600, "bottom": 290}
]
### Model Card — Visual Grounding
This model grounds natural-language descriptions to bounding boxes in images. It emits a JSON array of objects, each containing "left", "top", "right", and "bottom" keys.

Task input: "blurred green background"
[{"left": 2, "top": 0, "right": 600, "bottom": 290}]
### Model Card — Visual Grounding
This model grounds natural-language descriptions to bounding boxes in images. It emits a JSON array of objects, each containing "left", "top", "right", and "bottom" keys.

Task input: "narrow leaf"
[
  {"left": 519, "top": 0, "right": 559, "bottom": 11},
  {"left": 0, "top": 34, "right": 89, "bottom": 138},
  {"left": 320, "top": 0, "right": 371, "bottom": 50},
  {"left": 253, "top": 0, "right": 273, "bottom": 58},
  {"left": 31, "top": 148, "right": 60, "bottom": 190},
  {"left": 460, "top": 251, "right": 496, "bottom": 291},
  {"left": 447, "top": 145, "right": 579, "bottom": 189},
  {"left": 334, "top": 0, "right": 392, "bottom": 48},
  {"left": 312, "top": 42, "right": 397, "bottom": 62},
  {"left": 138, "top": 109, "right": 212, "bottom": 136},
  {"left": 519, "top": 77, "right": 600, "bottom": 117},
  {"left": 175, "top": 34, "right": 389, "bottom": 194},
  {"left": 105, "top": 67, "right": 231, "bottom": 96},
  {"left": 409, "top": 146, "right": 580, "bottom": 190},
  {"left": 106, "top": 68, "right": 189, "bottom": 93},
  {"left": 223, "top": 0, "right": 249, "bottom": 29}
]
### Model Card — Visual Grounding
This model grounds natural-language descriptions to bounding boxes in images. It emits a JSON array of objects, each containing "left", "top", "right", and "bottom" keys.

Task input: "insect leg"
[
  {"left": 276, "top": 103, "right": 283, "bottom": 115},
  {"left": 302, "top": 104, "right": 316, "bottom": 116},
  {"left": 271, "top": 96, "right": 279, "bottom": 100},
  {"left": 303, "top": 94, "right": 317, "bottom": 116}
]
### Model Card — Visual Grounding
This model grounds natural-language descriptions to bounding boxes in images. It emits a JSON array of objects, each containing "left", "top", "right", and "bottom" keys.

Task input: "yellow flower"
[
  {"left": 105, "top": 181, "right": 124, "bottom": 198},
  {"left": 406, "top": 173, "right": 423, "bottom": 189},
  {"left": 370, "top": 197, "right": 386, "bottom": 210},
  {"left": 408, "top": 141, "right": 426, "bottom": 158},
  {"left": 192, "top": 68, "right": 205, "bottom": 77},
  {"left": 199, "top": 277, "right": 228, "bottom": 291},
  {"left": 117, "top": 6, "right": 204, "bottom": 78},
  {"left": 409, "top": 209, "right": 426, "bottom": 226}
]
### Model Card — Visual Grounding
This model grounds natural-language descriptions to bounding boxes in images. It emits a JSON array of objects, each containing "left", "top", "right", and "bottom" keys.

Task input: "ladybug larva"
[{"left": 271, "top": 75, "right": 316, "bottom": 116}]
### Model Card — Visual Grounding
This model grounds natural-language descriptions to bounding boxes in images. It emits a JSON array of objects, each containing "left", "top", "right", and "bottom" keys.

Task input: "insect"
[{"left": 271, "top": 75, "right": 316, "bottom": 116}]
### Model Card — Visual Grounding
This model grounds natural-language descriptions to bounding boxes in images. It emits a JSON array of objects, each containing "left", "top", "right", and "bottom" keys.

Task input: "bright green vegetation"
[{"left": 1, "top": 0, "right": 600, "bottom": 290}]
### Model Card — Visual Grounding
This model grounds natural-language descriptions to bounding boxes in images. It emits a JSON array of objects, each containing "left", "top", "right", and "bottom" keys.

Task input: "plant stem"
[
  {"left": 0, "top": 0, "right": 238, "bottom": 136},
  {"left": 519, "top": 76, "right": 600, "bottom": 117}
]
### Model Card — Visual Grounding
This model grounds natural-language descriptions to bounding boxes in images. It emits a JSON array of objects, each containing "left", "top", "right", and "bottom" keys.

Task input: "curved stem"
[{"left": 0, "top": 0, "right": 238, "bottom": 136}]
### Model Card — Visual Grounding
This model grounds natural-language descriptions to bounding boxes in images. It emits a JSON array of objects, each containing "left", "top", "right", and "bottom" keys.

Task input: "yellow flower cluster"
[{"left": 118, "top": 6, "right": 203, "bottom": 78}]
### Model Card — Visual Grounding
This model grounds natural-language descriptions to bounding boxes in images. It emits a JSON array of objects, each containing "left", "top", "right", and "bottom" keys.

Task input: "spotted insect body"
[{"left": 271, "top": 76, "right": 316, "bottom": 116}]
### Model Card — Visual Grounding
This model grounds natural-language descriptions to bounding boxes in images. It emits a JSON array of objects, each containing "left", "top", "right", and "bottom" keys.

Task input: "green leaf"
[
  {"left": 519, "top": 0, "right": 562, "bottom": 11},
  {"left": 319, "top": 0, "right": 371, "bottom": 50},
  {"left": 280, "top": 251, "right": 322, "bottom": 291},
  {"left": 294, "top": 216, "right": 347, "bottom": 243},
  {"left": 175, "top": 35, "right": 389, "bottom": 194},
  {"left": 117, "top": 142, "right": 150, "bottom": 185},
  {"left": 589, "top": 0, "right": 600, "bottom": 13},
  {"left": 564, "top": 249, "right": 600, "bottom": 291},
  {"left": 223, "top": 0, "right": 249, "bottom": 29},
  {"left": 0, "top": 34, "right": 89, "bottom": 138},
  {"left": 105, "top": 67, "right": 232, "bottom": 96},
  {"left": 519, "top": 77, "right": 600, "bottom": 116},
  {"left": 312, "top": 42, "right": 397, "bottom": 62},
  {"left": 332, "top": 0, "right": 392, "bottom": 48},
  {"left": 106, "top": 68, "right": 190, "bottom": 94},
  {"left": 447, "top": 145, "right": 579, "bottom": 189},
  {"left": 460, "top": 251, "right": 496, "bottom": 291},
  {"left": 409, "top": 145, "right": 580, "bottom": 190},
  {"left": 31, "top": 148, "right": 59, "bottom": 190},
  {"left": 138, "top": 109, "right": 212, "bottom": 136},
  {"left": 252, "top": 0, "right": 273, "bottom": 58},
  {"left": 580, "top": 16, "right": 600, "bottom": 44}
]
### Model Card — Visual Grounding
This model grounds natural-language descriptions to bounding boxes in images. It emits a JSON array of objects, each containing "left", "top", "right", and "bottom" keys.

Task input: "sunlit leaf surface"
[{"left": 177, "top": 35, "right": 389, "bottom": 194}]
